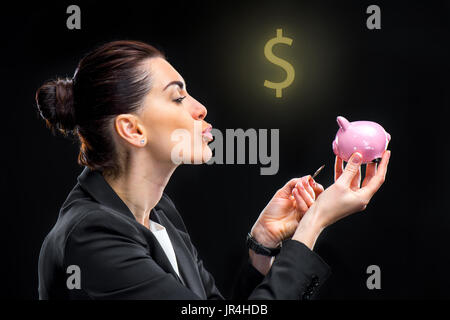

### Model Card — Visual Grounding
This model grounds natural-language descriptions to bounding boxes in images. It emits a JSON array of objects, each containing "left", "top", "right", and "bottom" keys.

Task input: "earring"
[{"left": 140, "top": 139, "right": 145, "bottom": 145}]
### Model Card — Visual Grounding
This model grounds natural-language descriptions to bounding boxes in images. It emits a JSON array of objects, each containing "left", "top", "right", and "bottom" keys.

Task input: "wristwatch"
[{"left": 246, "top": 233, "right": 281, "bottom": 256}]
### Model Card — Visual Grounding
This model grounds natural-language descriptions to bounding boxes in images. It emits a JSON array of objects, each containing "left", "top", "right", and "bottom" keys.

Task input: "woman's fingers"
[
  {"left": 295, "top": 180, "right": 315, "bottom": 207},
  {"left": 350, "top": 165, "right": 361, "bottom": 191},
  {"left": 292, "top": 188, "right": 309, "bottom": 213},
  {"left": 287, "top": 175, "right": 323, "bottom": 204},
  {"left": 362, "top": 162, "right": 377, "bottom": 188},
  {"left": 289, "top": 176, "right": 314, "bottom": 197},
  {"left": 309, "top": 178, "right": 324, "bottom": 197},
  {"left": 302, "top": 176, "right": 316, "bottom": 201},
  {"left": 279, "top": 177, "right": 301, "bottom": 198},
  {"left": 336, "top": 152, "right": 363, "bottom": 186},
  {"left": 334, "top": 156, "right": 344, "bottom": 182},
  {"left": 360, "top": 150, "right": 391, "bottom": 198}
]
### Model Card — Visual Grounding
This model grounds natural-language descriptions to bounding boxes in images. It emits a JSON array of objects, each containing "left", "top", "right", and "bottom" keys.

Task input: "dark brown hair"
[{"left": 35, "top": 40, "right": 165, "bottom": 178}]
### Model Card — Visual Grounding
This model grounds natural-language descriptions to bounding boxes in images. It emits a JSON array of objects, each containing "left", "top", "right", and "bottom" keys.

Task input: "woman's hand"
[
  {"left": 250, "top": 175, "right": 324, "bottom": 248},
  {"left": 292, "top": 150, "right": 391, "bottom": 249}
]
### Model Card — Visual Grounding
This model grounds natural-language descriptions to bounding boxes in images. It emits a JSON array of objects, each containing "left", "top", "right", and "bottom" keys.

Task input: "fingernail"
[
  {"left": 303, "top": 179, "right": 309, "bottom": 188},
  {"left": 352, "top": 153, "right": 362, "bottom": 164}
]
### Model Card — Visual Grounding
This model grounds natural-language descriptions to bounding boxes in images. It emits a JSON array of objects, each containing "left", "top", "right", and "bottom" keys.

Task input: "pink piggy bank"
[{"left": 332, "top": 116, "right": 391, "bottom": 163}]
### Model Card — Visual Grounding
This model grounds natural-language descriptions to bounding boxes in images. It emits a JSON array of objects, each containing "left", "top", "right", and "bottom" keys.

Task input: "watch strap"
[{"left": 246, "top": 233, "right": 281, "bottom": 256}]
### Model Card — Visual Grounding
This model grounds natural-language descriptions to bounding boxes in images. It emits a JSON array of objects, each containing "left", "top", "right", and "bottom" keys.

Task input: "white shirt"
[{"left": 148, "top": 219, "right": 185, "bottom": 284}]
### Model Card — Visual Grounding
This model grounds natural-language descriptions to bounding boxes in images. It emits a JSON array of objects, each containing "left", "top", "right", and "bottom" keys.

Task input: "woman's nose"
[{"left": 190, "top": 97, "right": 207, "bottom": 120}]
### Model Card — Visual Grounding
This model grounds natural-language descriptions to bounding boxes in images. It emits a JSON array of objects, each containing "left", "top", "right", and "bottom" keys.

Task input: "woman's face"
[{"left": 137, "top": 57, "right": 213, "bottom": 165}]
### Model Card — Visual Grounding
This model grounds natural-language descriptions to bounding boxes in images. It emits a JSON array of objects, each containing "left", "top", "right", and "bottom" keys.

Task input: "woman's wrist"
[
  {"left": 250, "top": 222, "right": 281, "bottom": 248},
  {"left": 291, "top": 204, "right": 325, "bottom": 250},
  {"left": 248, "top": 221, "right": 280, "bottom": 275},
  {"left": 248, "top": 249, "right": 274, "bottom": 276}
]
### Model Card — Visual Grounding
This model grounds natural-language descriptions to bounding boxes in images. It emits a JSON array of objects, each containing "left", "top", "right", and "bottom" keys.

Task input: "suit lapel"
[
  {"left": 152, "top": 208, "right": 207, "bottom": 299},
  {"left": 76, "top": 166, "right": 206, "bottom": 298},
  {"left": 127, "top": 209, "right": 184, "bottom": 286}
]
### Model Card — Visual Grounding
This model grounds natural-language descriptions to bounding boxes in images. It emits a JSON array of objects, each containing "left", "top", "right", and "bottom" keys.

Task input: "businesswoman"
[{"left": 36, "top": 40, "right": 390, "bottom": 300}]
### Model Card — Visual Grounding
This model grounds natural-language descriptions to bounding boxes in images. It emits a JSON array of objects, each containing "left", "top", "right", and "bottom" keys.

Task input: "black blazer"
[{"left": 38, "top": 167, "right": 331, "bottom": 300}]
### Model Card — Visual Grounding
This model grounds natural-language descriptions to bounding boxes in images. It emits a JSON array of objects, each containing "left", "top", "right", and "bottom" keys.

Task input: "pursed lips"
[{"left": 202, "top": 125, "right": 213, "bottom": 142}]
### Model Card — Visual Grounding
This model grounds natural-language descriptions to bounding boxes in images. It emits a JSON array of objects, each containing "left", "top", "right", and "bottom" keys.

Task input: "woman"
[{"left": 36, "top": 40, "right": 390, "bottom": 300}]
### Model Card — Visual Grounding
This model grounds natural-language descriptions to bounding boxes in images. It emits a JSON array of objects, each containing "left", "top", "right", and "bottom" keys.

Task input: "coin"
[{"left": 312, "top": 164, "right": 325, "bottom": 179}]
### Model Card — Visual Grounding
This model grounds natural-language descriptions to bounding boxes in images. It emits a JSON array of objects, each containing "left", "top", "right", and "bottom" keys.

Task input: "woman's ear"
[
  {"left": 114, "top": 114, "right": 147, "bottom": 147},
  {"left": 136, "top": 122, "right": 147, "bottom": 146}
]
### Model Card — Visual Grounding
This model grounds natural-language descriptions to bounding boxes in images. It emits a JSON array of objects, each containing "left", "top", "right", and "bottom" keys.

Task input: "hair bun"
[{"left": 35, "top": 77, "right": 76, "bottom": 134}]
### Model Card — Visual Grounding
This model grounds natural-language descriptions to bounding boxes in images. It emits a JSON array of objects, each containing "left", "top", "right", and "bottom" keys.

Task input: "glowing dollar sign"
[{"left": 264, "top": 29, "right": 295, "bottom": 98}]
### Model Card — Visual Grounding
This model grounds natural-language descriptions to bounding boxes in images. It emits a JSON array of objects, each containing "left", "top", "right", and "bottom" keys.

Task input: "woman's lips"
[{"left": 202, "top": 125, "right": 213, "bottom": 142}]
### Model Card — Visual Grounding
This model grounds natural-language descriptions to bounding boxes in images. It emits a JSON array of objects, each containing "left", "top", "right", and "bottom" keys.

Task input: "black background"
[{"left": 1, "top": 0, "right": 449, "bottom": 299}]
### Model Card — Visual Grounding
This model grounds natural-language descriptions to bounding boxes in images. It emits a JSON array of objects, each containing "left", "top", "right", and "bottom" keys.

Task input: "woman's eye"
[{"left": 173, "top": 96, "right": 186, "bottom": 104}]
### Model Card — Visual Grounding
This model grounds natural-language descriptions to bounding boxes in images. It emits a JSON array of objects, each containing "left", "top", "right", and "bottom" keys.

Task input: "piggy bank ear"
[
  {"left": 386, "top": 132, "right": 391, "bottom": 141},
  {"left": 336, "top": 116, "right": 350, "bottom": 131}
]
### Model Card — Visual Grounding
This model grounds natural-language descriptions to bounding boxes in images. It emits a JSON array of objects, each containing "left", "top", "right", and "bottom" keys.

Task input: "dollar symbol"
[{"left": 264, "top": 29, "right": 295, "bottom": 98}]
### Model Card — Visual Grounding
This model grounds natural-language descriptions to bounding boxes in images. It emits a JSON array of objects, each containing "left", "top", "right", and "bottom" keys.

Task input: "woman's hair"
[{"left": 35, "top": 40, "right": 165, "bottom": 178}]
